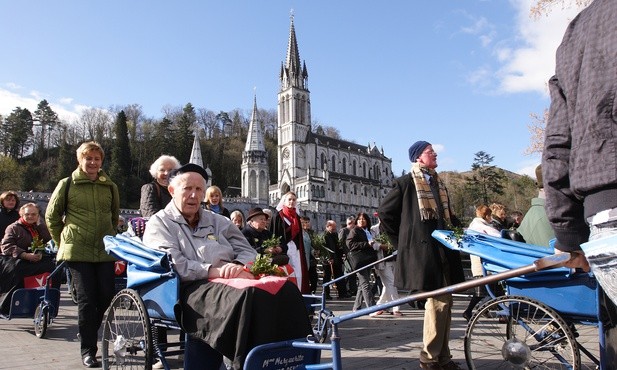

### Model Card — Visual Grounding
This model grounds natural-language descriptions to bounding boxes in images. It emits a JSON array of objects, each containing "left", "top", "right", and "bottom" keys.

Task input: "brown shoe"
[
  {"left": 441, "top": 361, "right": 465, "bottom": 370},
  {"left": 419, "top": 362, "right": 442, "bottom": 370}
]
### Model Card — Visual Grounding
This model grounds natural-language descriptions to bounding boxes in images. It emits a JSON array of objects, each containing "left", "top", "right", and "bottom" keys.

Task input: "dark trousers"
[
  {"left": 68, "top": 261, "right": 115, "bottom": 358},
  {"left": 352, "top": 268, "right": 374, "bottom": 311}
]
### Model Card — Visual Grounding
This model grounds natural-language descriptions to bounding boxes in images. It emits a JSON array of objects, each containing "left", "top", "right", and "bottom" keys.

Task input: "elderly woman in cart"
[
  {"left": 0, "top": 202, "right": 60, "bottom": 314},
  {"left": 142, "top": 163, "right": 311, "bottom": 370}
]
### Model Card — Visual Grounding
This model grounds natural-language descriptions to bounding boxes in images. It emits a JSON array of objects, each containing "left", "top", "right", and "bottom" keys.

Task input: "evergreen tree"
[
  {"left": 465, "top": 151, "right": 505, "bottom": 205},
  {"left": 109, "top": 111, "right": 133, "bottom": 207},
  {"left": 33, "top": 99, "right": 59, "bottom": 161},
  {"left": 175, "top": 103, "right": 196, "bottom": 163},
  {"left": 4, "top": 107, "right": 34, "bottom": 159}
]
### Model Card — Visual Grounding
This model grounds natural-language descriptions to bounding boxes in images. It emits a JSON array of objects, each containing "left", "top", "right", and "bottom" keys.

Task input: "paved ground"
[
  {"left": 0, "top": 285, "right": 602, "bottom": 369},
  {"left": 0, "top": 284, "right": 470, "bottom": 369}
]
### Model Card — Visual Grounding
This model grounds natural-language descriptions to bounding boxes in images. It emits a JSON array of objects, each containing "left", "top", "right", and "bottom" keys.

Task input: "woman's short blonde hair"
[{"left": 76, "top": 141, "right": 105, "bottom": 162}]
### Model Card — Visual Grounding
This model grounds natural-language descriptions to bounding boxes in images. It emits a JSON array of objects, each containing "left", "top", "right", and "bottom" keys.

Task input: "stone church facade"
[{"left": 242, "top": 16, "right": 393, "bottom": 228}]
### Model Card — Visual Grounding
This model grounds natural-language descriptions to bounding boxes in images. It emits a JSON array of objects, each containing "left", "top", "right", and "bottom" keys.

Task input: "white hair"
[{"left": 149, "top": 155, "right": 181, "bottom": 178}]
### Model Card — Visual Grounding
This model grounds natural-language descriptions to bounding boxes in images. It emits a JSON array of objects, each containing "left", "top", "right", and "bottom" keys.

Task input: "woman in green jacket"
[{"left": 46, "top": 141, "right": 119, "bottom": 368}]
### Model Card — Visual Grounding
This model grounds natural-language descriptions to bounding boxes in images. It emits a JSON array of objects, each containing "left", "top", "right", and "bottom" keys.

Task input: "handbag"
[{"left": 348, "top": 248, "right": 378, "bottom": 270}]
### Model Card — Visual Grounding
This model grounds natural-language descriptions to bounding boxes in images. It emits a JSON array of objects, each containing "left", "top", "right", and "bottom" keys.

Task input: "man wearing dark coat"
[{"left": 378, "top": 140, "right": 464, "bottom": 370}]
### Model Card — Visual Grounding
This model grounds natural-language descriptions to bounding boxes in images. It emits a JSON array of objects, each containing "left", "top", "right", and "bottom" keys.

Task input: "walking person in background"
[
  {"left": 370, "top": 214, "right": 402, "bottom": 317},
  {"left": 46, "top": 141, "right": 120, "bottom": 368},
  {"left": 270, "top": 191, "right": 310, "bottom": 293},
  {"left": 301, "top": 216, "right": 319, "bottom": 294},
  {"left": 0, "top": 191, "right": 20, "bottom": 240},
  {"left": 338, "top": 216, "right": 357, "bottom": 295},
  {"left": 140, "top": 155, "right": 180, "bottom": 218},
  {"left": 204, "top": 185, "right": 231, "bottom": 218},
  {"left": 543, "top": 0, "right": 617, "bottom": 364},
  {"left": 347, "top": 212, "right": 379, "bottom": 312},
  {"left": 322, "top": 220, "right": 349, "bottom": 299},
  {"left": 379, "top": 140, "right": 465, "bottom": 370}
]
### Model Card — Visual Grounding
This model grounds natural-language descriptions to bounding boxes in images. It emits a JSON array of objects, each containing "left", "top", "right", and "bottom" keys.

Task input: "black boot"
[{"left": 463, "top": 295, "right": 484, "bottom": 321}]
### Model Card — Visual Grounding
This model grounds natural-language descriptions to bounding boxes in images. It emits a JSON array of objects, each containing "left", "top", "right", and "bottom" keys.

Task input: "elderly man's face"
[
  {"left": 417, "top": 144, "right": 438, "bottom": 169},
  {"left": 169, "top": 172, "right": 206, "bottom": 218}
]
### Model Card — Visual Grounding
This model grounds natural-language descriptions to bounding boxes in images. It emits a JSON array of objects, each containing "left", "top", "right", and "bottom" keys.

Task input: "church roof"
[
  {"left": 307, "top": 131, "right": 388, "bottom": 159},
  {"left": 244, "top": 94, "right": 266, "bottom": 152}
]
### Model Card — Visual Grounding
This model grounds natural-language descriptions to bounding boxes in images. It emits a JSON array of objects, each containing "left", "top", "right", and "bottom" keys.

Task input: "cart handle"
[{"left": 334, "top": 252, "right": 572, "bottom": 324}]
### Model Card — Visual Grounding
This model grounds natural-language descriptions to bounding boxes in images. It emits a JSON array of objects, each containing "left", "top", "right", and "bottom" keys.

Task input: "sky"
[{"left": 0, "top": 0, "right": 585, "bottom": 177}]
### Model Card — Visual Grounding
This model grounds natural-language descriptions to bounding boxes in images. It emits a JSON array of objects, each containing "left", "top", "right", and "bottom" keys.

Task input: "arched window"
[
  {"left": 331, "top": 155, "right": 336, "bottom": 172},
  {"left": 320, "top": 153, "right": 327, "bottom": 170},
  {"left": 362, "top": 162, "right": 367, "bottom": 177},
  {"left": 353, "top": 160, "right": 357, "bottom": 176}
]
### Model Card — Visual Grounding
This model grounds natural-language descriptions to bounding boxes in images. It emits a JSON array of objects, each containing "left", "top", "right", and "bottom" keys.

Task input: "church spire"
[
  {"left": 244, "top": 93, "right": 266, "bottom": 152},
  {"left": 281, "top": 11, "right": 308, "bottom": 90},
  {"left": 189, "top": 129, "right": 203, "bottom": 168}
]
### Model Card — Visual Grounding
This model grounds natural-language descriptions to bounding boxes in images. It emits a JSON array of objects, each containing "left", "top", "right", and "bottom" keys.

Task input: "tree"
[
  {"left": 465, "top": 151, "right": 506, "bottom": 205},
  {"left": 109, "top": 111, "right": 134, "bottom": 207},
  {"left": 530, "top": 0, "right": 592, "bottom": 17},
  {"left": 175, "top": 103, "right": 197, "bottom": 163},
  {"left": 3, "top": 107, "right": 34, "bottom": 159},
  {"left": 0, "top": 155, "right": 23, "bottom": 190},
  {"left": 33, "top": 99, "right": 60, "bottom": 161}
]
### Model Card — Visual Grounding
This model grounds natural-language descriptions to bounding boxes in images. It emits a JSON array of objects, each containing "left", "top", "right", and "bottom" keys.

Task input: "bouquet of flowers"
[
  {"left": 245, "top": 254, "right": 288, "bottom": 278},
  {"left": 30, "top": 236, "right": 46, "bottom": 253}
]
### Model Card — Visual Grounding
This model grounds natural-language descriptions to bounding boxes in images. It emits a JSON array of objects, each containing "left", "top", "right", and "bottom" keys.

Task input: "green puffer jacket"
[{"left": 45, "top": 168, "right": 119, "bottom": 262}]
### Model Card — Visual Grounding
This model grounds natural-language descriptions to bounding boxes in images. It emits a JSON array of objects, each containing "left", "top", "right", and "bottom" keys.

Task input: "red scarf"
[
  {"left": 18, "top": 217, "right": 39, "bottom": 240},
  {"left": 281, "top": 206, "right": 300, "bottom": 240}
]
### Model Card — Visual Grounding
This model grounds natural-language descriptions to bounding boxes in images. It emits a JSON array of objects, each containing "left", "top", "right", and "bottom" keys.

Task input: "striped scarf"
[{"left": 411, "top": 162, "right": 451, "bottom": 223}]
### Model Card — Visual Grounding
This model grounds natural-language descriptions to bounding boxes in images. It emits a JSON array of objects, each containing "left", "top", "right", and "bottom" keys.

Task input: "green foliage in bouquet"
[
  {"left": 30, "top": 236, "right": 46, "bottom": 253},
  {"left": 310, "top": 233, "right": 330, "bottom": 257},
  {"left": 374, "top": 232, "right": 394, "bottom": 254},
  {"left": 444, "top": 225, "right": 465, "bottom": 247},
  {"left": 248, "top": 254, "right": 287, "bottom": 278},
  {"left": 261, "top": 235, "right": 281, "bottom": 252}
]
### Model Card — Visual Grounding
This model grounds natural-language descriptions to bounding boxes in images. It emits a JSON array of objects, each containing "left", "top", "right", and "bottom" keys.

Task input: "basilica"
[{"left": 240, "top": 16, "right": 393, "bottom": 227}]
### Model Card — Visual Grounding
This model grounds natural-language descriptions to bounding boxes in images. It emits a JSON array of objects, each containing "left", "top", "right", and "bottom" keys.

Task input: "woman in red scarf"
[
  {"left": 270, "top": 191, "right": 310, "bottom": 293},
  {"left": 0, "top": 203, "right": 59, "bottom": 314}
]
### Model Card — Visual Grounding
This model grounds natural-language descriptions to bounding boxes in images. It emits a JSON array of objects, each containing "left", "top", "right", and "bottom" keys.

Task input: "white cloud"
[
  {"left": 459, "top": 12, "right": 497, "bottom": 47},
  {"left": 496, "top": 0, "right": 584, "bottom": 95},
  {"left": 0, "top": 85, "right": 84, "bottom": 122}
]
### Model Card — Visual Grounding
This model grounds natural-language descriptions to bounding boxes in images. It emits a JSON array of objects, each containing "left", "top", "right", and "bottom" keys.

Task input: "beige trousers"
[{"left": 420, "top": 293, "right": 453, "bottom": 365}]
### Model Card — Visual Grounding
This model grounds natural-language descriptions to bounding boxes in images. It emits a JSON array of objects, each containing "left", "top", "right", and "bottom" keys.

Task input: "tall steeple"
[
  {"left": 244, "top": 94, "right": 266, "bottom": 152},
  {"left": 241, "top": 93, "right": 269, "bottom": 204},
  {"left": 280, "top": 12, "right": 308, "bottom": 90},
  {"left": 275, "top": 12, "right": 312, "bottom": 198},
  {"left": 189, "top": 130, "right": 203, "bottom": 168}
]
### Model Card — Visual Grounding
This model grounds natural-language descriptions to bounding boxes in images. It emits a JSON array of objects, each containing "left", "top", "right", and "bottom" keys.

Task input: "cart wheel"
[
  {"left": 464, "top": 295, "right": 580, "bottom": 370},
  {"left": 70, "top": 279, "right": 78, "bottom": 305},
  {"left": 34, "top": 304, "right": 49, "bottom": 338},
  {"left": 102, "top": 289, "right": 152, "bottom": 370}
]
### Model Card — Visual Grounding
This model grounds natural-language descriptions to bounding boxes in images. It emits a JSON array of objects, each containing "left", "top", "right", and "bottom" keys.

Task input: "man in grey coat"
[
  {"left": 379, "top": 140, "right": 464, "bottom": 370},
  {"left": 543, "top": 0, "right": 617, "bottom": 365}
]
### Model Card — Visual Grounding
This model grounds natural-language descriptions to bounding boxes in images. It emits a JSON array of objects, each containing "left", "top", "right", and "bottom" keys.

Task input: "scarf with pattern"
[{"left": 411, "top": 162, "right": 451, "bottom": 223}]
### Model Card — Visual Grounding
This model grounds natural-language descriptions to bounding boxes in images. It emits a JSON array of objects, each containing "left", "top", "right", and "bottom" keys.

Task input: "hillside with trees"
[{"left": 1, "top": 100, "right": 535, "bottom": 213}]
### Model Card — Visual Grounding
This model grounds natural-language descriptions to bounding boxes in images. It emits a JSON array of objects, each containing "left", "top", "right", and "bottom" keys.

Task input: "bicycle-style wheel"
[
  {"left": 101, "top": 289, "right": 152, "bottom": 370},
  {"left": 465, "top": 295, "right": 580, "bottom": 369},
  {"left": 34, "top": 304, "right": 49, "bottom": 338}
]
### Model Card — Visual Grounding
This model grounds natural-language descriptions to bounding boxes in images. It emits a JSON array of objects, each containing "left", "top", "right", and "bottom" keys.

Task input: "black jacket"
[{"left": 378, "top": 173, "right": 464, "bottom": 292}]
